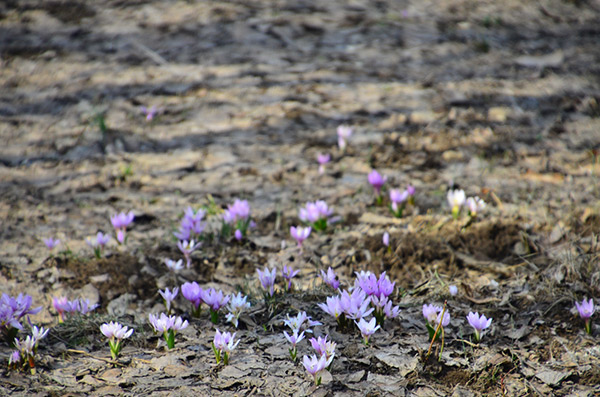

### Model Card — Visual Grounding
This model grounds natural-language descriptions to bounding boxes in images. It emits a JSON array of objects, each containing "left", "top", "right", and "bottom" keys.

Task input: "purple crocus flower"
[
  {"left": 466, "top": 311, "right": 492, "bottom": 341},
  {"left": 303, "top": 354, "right": 330, "bottom": 385},
  {"left": 282, "top": 265, "right": 300, "bottom": 291},
  {"left": 355, "top": 317, "right": 380, "bottom": 345},
  {"left": 43, "top": 237, "right": 60, "bottom": 251},
  {"left": 159, "top": 287, "right": 179, "bottom": 314},
  {"left": 177, "top": 239, "right": 201, "bottom": 268},
  {"left": 1, "top": 293, "right": 42, "bottom": 332},
  {"left": 368, "top": 170, "right": 387, "bottom": 196},
  {"left": 299, "top": 201, "right": 333, "bottom": 224},
  {"left": 110, "top": 211, "right": 134, "bottom": 244},
  {"left": 53, "top": 297, "right": 71, "bottom": 323},
  {"left": 337, "top": 125, "right": 352, "bottom": 151},
  {"left": 422, "top": 304, "right": 441, "bottom": 324},
  {"left": 376, "top": 272, "right": 395, "bottom": 298},
  {"left": 575, "top": 298, "right": 595, "bottom": 334},
  {"left": 257, "top": 267, "right": 277, "bottom": 296},
  {"left": 223, "top": 199, "right": 250, "bottom": 224},
  {"left": 389, "top": 189, "right": 409, "bottom": 215},
  {"left": 140, "top": 105, "right": 158, "bottom": 121},
  {"left": 201, "top": 288, "right": 230, "bottom": 312},
  {"left": 382, "top": 232, "right": 389, "bottom": 247},
  {"left": 342, "top": 288, "right": 373, "bottom": 320},
  {"left": 310, "top": 335, "right": 336, "bottom": 360},
  {"left": 234, "top": 229, "right": 243, "bottom": 241},
  {"left": 284, "top": 330, "right": 305, "bottom": 348},
  {"left": 87, "top": 232, "right": 111, "bottom": 258},
  {"left": 149, "top": 312, "right": 188, "bottom": 334},
  {"left": 165, "top": 258, "right": 184, "bottom": 272},
  {"left": 181, "top": 282, "right": 204, "bottom": 316},
  {"left": 317, "top": 153, "right": 331, "bottom": 174},
  {"left": 213, "top": 329, "right": 239, "bottom": 365},
  {"left": 320, "top": 267, "right": 340, "bottom": 290},
  {"left": 466, "top": 196, "right": 486, "bottom": 217},
  {"left": 8, "top": 350, "right": 20, "bottom": 367},
  {"left": 449, "top": 285, "right": 458, "bottom": 296},
  {"left": 174, "top": 207, "right": 206, "bottom": 240},
  {"left": 226, "top": 293, "right": 251, "bottom": 328},
  {"left": 423, "top": 303, "right": 451, "bottom": 334},
  {"left": 290, "top": 226, "right": 311, "bottom": 250},
  {"left": 318, "top": 296, "right": 344, "bottom": 319}
]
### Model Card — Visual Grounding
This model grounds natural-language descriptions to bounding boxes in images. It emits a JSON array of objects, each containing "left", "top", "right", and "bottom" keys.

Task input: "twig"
[
  {"left": 455, "top": 338, "right": 479, "bottom": 348},
  {"left": 426, "top": 300, "right": 447, "bottom": 360},
  {"left": 66, "top": 349, "right": 125, "bottom": 367}
]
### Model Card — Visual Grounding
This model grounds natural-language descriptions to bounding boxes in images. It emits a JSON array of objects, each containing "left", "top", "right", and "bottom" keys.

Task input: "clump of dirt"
[
  {"left": 447, "top": 220, "right": 524, "bottom": 262},
  {"left": 50, "top": 253, "right": 156, "bottom": 303}
]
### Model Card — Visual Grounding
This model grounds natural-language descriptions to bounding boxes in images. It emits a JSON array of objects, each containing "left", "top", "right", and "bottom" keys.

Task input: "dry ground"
[{"left": 1, "top": 0, "right": 600, "bottom": 395}]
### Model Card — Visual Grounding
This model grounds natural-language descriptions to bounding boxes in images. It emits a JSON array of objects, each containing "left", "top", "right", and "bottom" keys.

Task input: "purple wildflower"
[
  {"left": 181, "top": 281, "right": 204, "bottom": 316},
  {"left": 43, "top": 237, "right": 60, "bottom": 251},
  {"left": 282, "top": 265, "right": 300, "bottom": 291},
  {"left": 320, "top": 267, "right": 340, "bottom": 290},
  {"left": 303, "top": 354, "right": 329, "bottom": 385},
  {"left": 575, "top": 298, "right": 595, "bottom": 334},
  {"left": 466, "top": 312, "right": 492, "bottom": 342},
  {"left": 177, "top": 239, "right": 201, "bottom": 269},
  {"left": 337, "top": 125, "right": 352, "bottom": 151},
  {"left": 355, "top": 317, "right": 380, "bottom": 345},
  {"left": 225, "top": 293, "right": 251, "bottom": 328},
  {"left": 317, "top": 153, "right": 331, "bottom": 174},
  {"left": 290, "top": 226, "right": 311, "bottom": 250},
  {"left": 165, "top": 258, "right": 184, "bottom": 272},
  {"left": 383, "top": 232, "right": 389, "bottom": 247},
  {"left": 110, "top": 211, "right": 134, "bottom": 244},
  {"left": 159, "top": 287, "right": 179, "bottom": 314},
  {"left": 213, "top": 329, "right": 239, "bottom": 365},
  {"left": 257, "top": 267, "right": 277, "bottom": 296},
  {"left": 368, "top": 170, "right": 387, "bottom": 196},
  {"left": 140, "top": 105, "right": 158, "bottom": 121}
]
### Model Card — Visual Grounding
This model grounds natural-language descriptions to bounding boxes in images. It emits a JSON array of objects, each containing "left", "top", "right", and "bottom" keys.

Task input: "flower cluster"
[
  {"left": 213, "top": 329, "right": 239, "bottom": 365},
  {"left": 52, "top": 297, "right": 98, "bottom": 322},
  {"left": 282, "top": 311, "right": 321, "bottom": 361},
  {"left": 148, "top": 313, "right": 188, "bottom": 349},
  {"left": 299, "top": 200, "right": 334, "bottom": 232},
  {"left": 11, "top": 326, "right": 49, "bottom": 374},
  {"left": 86, "top": 232, "right": 111, "bottom": 258},
  {"left": 388, "top": 185, "right": 415, "bottom": 218},
  {"left": 110, "top": 211, "right": 134, "bottom": 244},
  {"left": 423, "top": 303, "right": 451, "bottom": 340},
  {"left": 222, "top": 199, "right": 253, "bottom": 239},
  {"left": 225, "top": 292, "right": 251, "bottom": 328},
  {"left": 100, "top": 322, "right": 134, "bottom": 361},
  {"left": 355, "top": 271, "right": 400, "bottom": 326},
  {"left": 180, "top": 282, "right": 230, "bottom": 322},
  {"left": 447, "top": 189, "right": 485, "bottom": 220},
  {"left": 174, "top": 206, "right": 206, "bottom": 241},
  {"left": 0, "top": 294, "right": 42, "bottom": 343}
]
